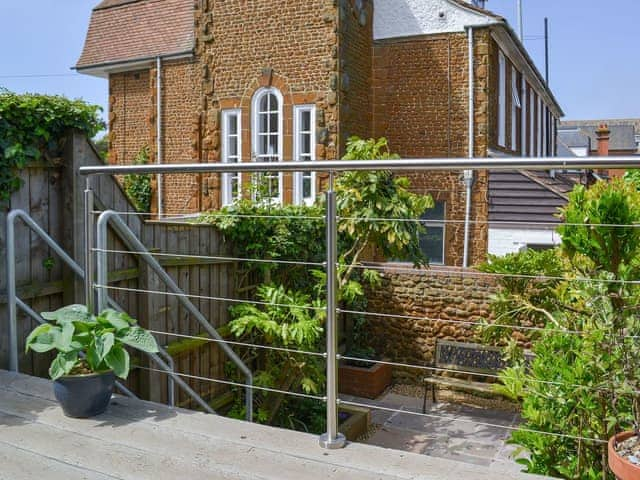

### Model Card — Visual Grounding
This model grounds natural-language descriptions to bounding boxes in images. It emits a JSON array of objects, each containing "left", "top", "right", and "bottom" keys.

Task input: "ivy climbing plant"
[{"left": 0, "top": 90, "right": 104, "bottom": 205}]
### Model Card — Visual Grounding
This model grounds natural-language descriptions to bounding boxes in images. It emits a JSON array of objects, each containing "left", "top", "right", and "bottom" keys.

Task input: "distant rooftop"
[{"left": 560, "top": 119, "right": 639, "bottom": 153}]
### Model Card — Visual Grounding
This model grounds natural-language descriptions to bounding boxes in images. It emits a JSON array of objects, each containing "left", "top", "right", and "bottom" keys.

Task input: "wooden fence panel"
[{"left": 1, "top": 133, "right": 238, "bottom": 412}]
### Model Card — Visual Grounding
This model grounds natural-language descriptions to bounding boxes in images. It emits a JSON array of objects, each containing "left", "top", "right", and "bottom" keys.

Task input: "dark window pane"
[
  {"left": 269, "top": 113, "right": 279, "bottom": 133},
  {"left": 259, "top": 112, "right": 268, "bottom": 133},
  {"left": 302, "top": 133, "right": 311, "bottom": 155},
  {"left": 268, "top": 135, "right": 278, "bottom": 155},
  {"left": 420, "top": 227, "right": 444, "bottom": 264},
  {"left": 269, "top": 93, "right": 278, "bottom": 111},
  {"left": 303, "top": 176, "right": 312, "bottom": 198},
  {"left": 228, "top": 115, "right": 238, "bottom": 135},
  {"left": 301, "top": 111, "right": 311, "bottom": 131},
  {"left": 422, "top": 201, "right": 445, "bottom": 221},
  {"left": 228, "top": 137, "right": 238, "bottom": 156},
  {"left": 260, "top": 94, "right": 269, "bottom": 112}
]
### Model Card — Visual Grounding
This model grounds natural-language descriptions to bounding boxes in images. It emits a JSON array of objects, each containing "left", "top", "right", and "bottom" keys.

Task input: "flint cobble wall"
[{"left": 366, "top": 267, "right": 497, "bottom": 382}]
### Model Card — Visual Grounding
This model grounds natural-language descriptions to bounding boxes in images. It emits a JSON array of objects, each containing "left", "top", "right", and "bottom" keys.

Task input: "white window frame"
[
  {"left": 511, "top": 66, "right": 520, "bottom": 152},
  {"left": 251, "top": 87, "right": 284, "bottom": 204},
  {"left": 521, "top": 77, "right": 527, "bottom": 156},
  {"left": 498, "top": 51, "right": 507, "bottom": 148},
  {"left": 293, "top": 105, "right": 316, "bottom": 206},
  {"left": 542, "top": 104, "right": 548, "bottom": 157},
  {"left": 221, "top": 109, "right": 242, "bottom": 206},
  {"left": 537, "top": 96, "right": 543, "bottom": 156},
  {"left": 529, "top": 90, "right": 536, "bottom": 156}
]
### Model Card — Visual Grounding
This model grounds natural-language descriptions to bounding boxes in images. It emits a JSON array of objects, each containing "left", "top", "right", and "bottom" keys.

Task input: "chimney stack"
[{"left": 596, "top": 124, "right": 610, "bottom": 157}]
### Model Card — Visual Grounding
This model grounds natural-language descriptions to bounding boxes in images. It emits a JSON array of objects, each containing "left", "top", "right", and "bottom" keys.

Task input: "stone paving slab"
[
  {"left": 0, "top": 371, "right": 549, "bottom": 480},
  {"left": 358, "top": 391, "right": 530, "bottom": 475}
]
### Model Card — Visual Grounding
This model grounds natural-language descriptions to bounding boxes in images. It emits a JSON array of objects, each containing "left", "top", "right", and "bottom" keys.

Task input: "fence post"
[
  {"left": 320, "top": 172, "right": 346, "bottom": 449},
  {"left": 84, "top": 180, "right": 95, "bottom": 314}
]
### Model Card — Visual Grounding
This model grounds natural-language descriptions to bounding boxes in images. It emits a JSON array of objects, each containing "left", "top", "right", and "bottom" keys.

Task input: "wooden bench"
[{"left": 422, "top": 340, "right": 507, "bottom": 413}]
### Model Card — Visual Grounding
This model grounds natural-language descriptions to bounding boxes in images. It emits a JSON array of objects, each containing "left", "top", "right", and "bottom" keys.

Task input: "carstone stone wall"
[
  {"left": 109, "top": 70, "right": 152, "bottom": 166},
  {"left": 194, "top": 0, "right": 339, "bottom": 210},
  {"left": 366, "top": 267, "right": 498, "bottom": 382},
  {"left": 371, "top": 30, "right": 491, "bottom": 266}
]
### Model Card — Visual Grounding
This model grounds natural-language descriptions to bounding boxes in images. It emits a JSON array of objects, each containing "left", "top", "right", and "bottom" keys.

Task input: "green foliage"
[
  {"left": 26, "top": 304, "right": 159, "bottom": 380},
  {"left": 227, "top": 286, "right": 326, "bottom": 426},
  {"left": 202, "top": 136, "right": 432, "bottom": 430},
  {"left": 559, "top": 178, "right": 640, "bottom": 280},
  {"left": 486, "top": 179, "right": 640, "bottom": 479},
  {"left": 478, "top": 248, "right": 566, "bottom": 346},
  {"left": 623, "top": 169, "right": 640, "bottom": 188},
  {"left": 338, "top": 137, "right": 434, "bottom": 272},
  {"left": 123, "top": 146, "right": 152, "bottom": 212},
  {"left": 201, "top": 201, "right": 325, "bottom": 290},
  {"left": 93, "top": 134, "right": 109, "bottom": 162},
  {"left": 0, "top": 90, "right": 104, "bottom": 205}
]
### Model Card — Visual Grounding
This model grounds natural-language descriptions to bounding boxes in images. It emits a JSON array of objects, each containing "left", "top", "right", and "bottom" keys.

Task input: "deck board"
[{"left": 0, "top": 371, "right": 547, "bottom": 480}]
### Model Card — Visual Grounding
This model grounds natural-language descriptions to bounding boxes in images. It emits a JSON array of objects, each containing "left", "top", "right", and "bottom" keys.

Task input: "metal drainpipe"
[
  {"left": 463, "top": 26, "right": 475, "bottom": 269},
  {"left": 156, "top": 56, "right": 163, "bottom": 218}
]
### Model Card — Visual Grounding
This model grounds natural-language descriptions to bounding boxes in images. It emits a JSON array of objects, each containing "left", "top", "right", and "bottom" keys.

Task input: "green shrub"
[
  {"left": 489, "top": 179, "right": 640, "bottom": 479},
  {"left": 123, "top": 146, "right": 152, "bottom": 212},
  {"left": 0, "top": 90, "right": 104, "bottom": 205}
]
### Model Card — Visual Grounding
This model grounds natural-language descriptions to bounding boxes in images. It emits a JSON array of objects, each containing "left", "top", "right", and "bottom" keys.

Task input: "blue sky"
[{"left": 0, "top": 0, "right": 638, "bottom": 123}]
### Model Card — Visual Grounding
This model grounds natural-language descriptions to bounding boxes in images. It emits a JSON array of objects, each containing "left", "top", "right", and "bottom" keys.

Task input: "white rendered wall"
[
  {"left": 373, "top": 0, "right": 497, "bottom": 39},
  {"left": 488, "top": 228, "right": 561, "bottom": 257}
]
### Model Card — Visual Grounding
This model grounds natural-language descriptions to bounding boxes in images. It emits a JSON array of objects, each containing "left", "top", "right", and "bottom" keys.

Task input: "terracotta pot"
[{"left": 608, "top": 431, "right": 640, "bottom": 480}]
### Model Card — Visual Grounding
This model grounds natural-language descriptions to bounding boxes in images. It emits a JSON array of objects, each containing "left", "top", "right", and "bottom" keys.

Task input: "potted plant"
[
  {"left": 609, "top": 431, "right": 640, "bottom": 479},
  {"left": 26, "top": 304, "right": 159, "bottom": 418}
]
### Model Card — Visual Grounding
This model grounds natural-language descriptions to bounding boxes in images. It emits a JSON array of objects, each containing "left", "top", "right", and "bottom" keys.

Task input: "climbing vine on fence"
[{"left": 0, "top": 90, "right": 104, "bottom": 205}]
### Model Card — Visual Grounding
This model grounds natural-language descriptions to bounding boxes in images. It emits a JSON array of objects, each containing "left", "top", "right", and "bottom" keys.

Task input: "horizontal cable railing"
[{"left": 76, "top": 156, "right": 640, "bottom": 455}]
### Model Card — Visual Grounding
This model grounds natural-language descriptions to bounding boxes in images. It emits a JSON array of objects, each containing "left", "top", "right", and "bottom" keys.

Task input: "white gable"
[{"left": 373, "top": 0, "right": 498, "bottom": 40}]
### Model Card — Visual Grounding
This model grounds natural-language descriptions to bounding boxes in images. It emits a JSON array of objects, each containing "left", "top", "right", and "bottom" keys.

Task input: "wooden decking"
[{"left": 0, "top": 370, "right": 546, "bottom": 480}]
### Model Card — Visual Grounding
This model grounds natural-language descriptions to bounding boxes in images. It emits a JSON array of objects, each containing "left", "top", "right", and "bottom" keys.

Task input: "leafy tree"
[
  {"left": 0, "top": 90, "right": 104, "bottom": 205},
  {"left": 201, "top": 137, "right": 433, "bottom": 428}
]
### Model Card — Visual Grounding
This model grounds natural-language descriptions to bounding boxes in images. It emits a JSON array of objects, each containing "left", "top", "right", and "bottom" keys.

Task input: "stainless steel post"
[
  {"left": 319, "top": 173, "right": 346, "bottom": 449},
  {"left": 84, "top": 181, "right": 95, "bottom": 314},
  {"left": 6, "top": 212, "right": 18, "bottom": 371}
]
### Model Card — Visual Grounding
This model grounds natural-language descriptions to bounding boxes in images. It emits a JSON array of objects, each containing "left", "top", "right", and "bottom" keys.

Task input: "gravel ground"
[{"left": 616, "top": 434, "right": 640, "bottom": 466}]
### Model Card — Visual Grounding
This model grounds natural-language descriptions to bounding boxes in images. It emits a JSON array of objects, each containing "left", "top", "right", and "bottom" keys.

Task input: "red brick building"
[{"left": 76, "top": 0, "right": 563, "bottom": 267}]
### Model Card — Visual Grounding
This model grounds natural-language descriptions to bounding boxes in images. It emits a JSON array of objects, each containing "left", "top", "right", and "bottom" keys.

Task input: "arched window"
[{"left": 252, "top": 87, "right": 283, "bottom": 203}]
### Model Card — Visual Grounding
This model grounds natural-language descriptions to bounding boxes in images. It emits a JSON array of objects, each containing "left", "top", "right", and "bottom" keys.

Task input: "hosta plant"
[{"left": 26, "top": 304, "right": 159, "bottom": 380}]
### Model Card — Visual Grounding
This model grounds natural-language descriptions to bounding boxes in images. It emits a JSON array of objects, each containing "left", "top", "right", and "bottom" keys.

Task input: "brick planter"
[{"left": 338, "top": 361, "right": 392, "bottom": 399}]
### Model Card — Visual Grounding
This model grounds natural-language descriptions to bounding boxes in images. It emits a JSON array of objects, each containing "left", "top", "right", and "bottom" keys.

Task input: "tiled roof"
[
  {"left": 561, "top": 120, "right": 638, "bottom": 152},
  {"left": 76, "top": 0, "right": 194, "bottom": 70}
]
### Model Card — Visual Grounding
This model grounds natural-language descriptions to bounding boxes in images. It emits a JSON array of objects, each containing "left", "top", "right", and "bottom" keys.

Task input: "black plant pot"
[{"left": 53, "top": 370, "right": 115, "bottom": 418}]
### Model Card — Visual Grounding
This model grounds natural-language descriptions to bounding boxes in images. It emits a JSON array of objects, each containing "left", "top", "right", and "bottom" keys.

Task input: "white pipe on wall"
[
  {"left": 156, "top": 56, "right": 163, "bottom": 218},
  {"left": 463, "top": 26, "right": 475, "bottom": 269}
]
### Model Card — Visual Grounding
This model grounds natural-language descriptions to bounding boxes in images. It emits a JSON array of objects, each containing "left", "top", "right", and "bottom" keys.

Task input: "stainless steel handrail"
[
  {"left": 80, "top": 156, "right": 640, "bottom": 450},
  {"left": 4, "top": 209, "right": 182, "bottom": 407},
  {"left": 95, "top": 210, "right": 252, "bottom": 420},
  {"left": 78, "top": 156, "right": 640, "bottom": 175}
]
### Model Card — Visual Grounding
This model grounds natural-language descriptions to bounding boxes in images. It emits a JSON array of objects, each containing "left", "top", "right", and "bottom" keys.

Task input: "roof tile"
[{"left": 76, "top": 0, "right": 194, "bottom": 70}]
